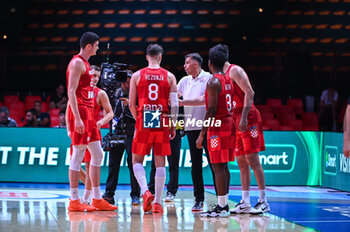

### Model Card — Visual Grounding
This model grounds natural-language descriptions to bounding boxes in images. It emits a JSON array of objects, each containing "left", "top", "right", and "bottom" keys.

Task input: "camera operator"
[{"left": 102, "top": 71, "right": 141, "bottom": 205}]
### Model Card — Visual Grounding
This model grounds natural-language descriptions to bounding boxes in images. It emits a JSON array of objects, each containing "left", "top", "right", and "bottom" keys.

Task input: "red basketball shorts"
[
  {"left": 234, "top": 108, "right": 265, "bottom": 156},
  {"left": 207, "top": 117, "right": 235, "bottom": 164},
  {"left": 68, "top": 105, "right": 99, "bottom": 145},
  {"left": 132, "top": 127, "right": 171, "bottom": 156}
]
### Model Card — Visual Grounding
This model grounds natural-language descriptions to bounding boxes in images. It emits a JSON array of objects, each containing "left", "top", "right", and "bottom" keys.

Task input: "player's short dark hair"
[
  {"left": 0, "top": 106, "right": 9, "bottom": 114},
  {"left": 90, "top": 65, "right": 101, "bottom": 72},
  {"left": 185, "top": 53, "right": 203, "bottom": 67},
  {"left": 221, "top": 44, "right": 229, "bottom": 61},
  {"left": 146, "top": 44, "right": 163, "bottom": 57},
  {"left": 34, "top": 100, "right": 41, "bottom": 105},
  {"left": 80, "top": 32, "right": 100, "bottom": 49},
  {"left": 209, "top": 44, "right": 227, "bottom": 69}
]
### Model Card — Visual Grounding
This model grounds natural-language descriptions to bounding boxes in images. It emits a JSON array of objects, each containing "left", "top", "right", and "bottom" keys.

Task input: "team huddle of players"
[{"left": 66, "top": 32, "right": 270, "bottom": 217}]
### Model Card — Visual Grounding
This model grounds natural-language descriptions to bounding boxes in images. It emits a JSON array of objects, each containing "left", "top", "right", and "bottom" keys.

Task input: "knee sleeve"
[
  {"left": 69, "top": 145, "right": 86, "bottom": 171},
  {"left": 155, "top": 167, "right": 166, "bottom": 178},
  {"left": 88, "top": 141, "right": 103, "bottom": 167}
]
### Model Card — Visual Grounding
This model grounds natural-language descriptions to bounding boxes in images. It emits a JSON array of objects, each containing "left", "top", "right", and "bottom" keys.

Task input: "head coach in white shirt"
[{"left": 177, "top": 53, "right": 217, "bottom": 211}]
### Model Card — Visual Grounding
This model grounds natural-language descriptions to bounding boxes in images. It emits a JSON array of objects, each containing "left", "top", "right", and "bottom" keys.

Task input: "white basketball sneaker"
[
  {"left": 253, "top": 200, "right": 270, "bottom": 214},
  {"left": 230, "top": 200, "right": 252, "bottom": 214}
]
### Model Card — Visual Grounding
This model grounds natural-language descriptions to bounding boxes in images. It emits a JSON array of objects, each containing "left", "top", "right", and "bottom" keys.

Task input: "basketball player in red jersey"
[
  {"left": 222, "top": 45, "right": 270, "bottom": 214},
  {"left": 79, "top": 65, "right": 114, "bottom": 204},
  {"left": 129, "top": 44, "right": 178, "bottom": 214},
  {"left": 196, "top": 44, "right": 235, "bottom": 217},
  {"left": 66, "top": 32, "right": 117, "bottom": 212}
]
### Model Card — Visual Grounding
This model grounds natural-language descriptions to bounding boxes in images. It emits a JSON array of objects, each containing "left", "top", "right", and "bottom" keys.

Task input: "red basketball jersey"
[
  {"left": 66, "top": 55, "right": 94, "bottom": 107},
  {"left": 92, "top": 87, "right": 102, "bottom": 120},
  {"left": 205, "top": 73, "right": 234, "bottom": 118},
  {"left": 225, "top": 64, "right": 256, "bottom": 113},
  {"left": 137, "top": 67, "right": 170, "bottom": 114}
]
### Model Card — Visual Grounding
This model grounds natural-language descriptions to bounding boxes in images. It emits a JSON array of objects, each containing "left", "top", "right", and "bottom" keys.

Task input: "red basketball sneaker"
[
  {"left": 152, "top": 203, "right": 163, "bottom": 214},
  {"left": 91, "top": 198, "right": 118, "bottom": 211},
  {"left": 142, "top": 190, "right": 154, "bottom": 212},
  {"left": 68, "top": 199, "right": 96, "bottom": 212}
]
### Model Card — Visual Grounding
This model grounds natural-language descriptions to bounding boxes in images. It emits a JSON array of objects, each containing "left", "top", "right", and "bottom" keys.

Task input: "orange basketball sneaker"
[
  {"left": 91, "top": 198, "right": 118, "bottom": 211},
  {"left": 152, "top": 203, "right": 163, "bottom": 214},
  {"left": 142, "top": 190, "right": 154, "bottom": 212},
  {"left": 68, "top": 199, "right": 96, "bottom": 212}
]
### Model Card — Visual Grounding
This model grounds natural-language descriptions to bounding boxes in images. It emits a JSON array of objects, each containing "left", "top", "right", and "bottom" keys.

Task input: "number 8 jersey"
[{"left": 136, "top": 67, "right": 170, "bottom": 130}]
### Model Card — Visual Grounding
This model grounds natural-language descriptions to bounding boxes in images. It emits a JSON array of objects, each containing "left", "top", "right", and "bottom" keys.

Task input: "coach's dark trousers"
[
  {"left": 104, "top": 135, "right": 140, "bottom": 198},
  {"left": 186, "top": 130, "right": 217, "bottom": 202}
]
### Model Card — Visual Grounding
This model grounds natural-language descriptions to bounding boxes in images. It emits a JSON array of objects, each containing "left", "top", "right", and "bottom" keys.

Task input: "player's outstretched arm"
[
  {"left": 129, "top": 71, "right": 139, "bottom": 120},
  {"left": 230, "top": 65, "right": 254, "bottom": 132},
  {"left": 96, "top": 90, "right": 113, "bottom": 130},
  {"left": 196, "top": 78, "right": 220, "bottom": 149},
  {"left": 67, "top": 59, "right": 85, "bottom": 134}
]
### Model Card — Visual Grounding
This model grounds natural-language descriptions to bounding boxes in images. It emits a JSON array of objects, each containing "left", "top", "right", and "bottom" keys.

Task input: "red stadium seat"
[
  {"left": 50, "top": 116, "right": 60, "bottom": 127},
  {"left": 302, "top": 112, "right": 319, "bottom": 130},
  {"left": 4, "top": 95, "right": 20, "bottom": 107},
  {"left": 261, "top": 112, "right": 274, "bottom": 121},
  {"left": 9, "top": 102, "right": 25, "bottom": 119},
  {"left": 287, "top": 119, "right": 303, "bottom": 131},
  {"left": 287, "top": 98, "right": 304, "bottom": 115},
  {"left": 263, "top": 118, "right": 280, "bottom": 131},
  {"left": 49, "top": 108, "right": 60, "bottom": 118},
  {"left": 25, "top": 96, "right": 42, "bottom": 110},
  {"left": 266, "top": 99, "right": 282, "bottom": 114},
  {"left": 41, "top": 102, "right": 49, "bottom": 113},
  {"left": 276, "top": 106, "right": 295, "bottom": 119},
  {"left": 256, "top": 105, "right": 272, "bottom": 114}
]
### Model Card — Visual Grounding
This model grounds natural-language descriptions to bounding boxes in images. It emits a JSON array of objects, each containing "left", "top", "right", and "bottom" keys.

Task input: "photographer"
[{"left": 102, "top": 71, "right": 141, "bottom": 205}]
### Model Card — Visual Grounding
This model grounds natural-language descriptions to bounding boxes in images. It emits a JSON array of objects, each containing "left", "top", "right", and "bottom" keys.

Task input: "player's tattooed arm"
[
  {"left": 196, "top": 77, "right": 221, "bottom": 149},
  {"left": 230, "top": 66, "right": 254, "bottom": 132}
]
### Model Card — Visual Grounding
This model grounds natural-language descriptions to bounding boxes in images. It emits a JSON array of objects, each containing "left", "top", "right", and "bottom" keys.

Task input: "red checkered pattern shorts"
[
  {"left": 132, "top": 127, "right": 171, "bottom": 156},
  {"left": 207, "top": 117, "right": 235, "bottom": 164},
  {"left": 234, "top": 109, "right": 265, "bottom": 156},
  {"left": 68, "top": 105, "right": 99, "bottom": 145}
]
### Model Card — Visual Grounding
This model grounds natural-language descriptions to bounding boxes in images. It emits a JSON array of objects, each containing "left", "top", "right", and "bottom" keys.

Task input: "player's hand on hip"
[
  {"left": 239, "top": 118, "right": 248, "bottom": 132},
  {"left": 196, "top": 134, "right": 204, "bottom": 149},
  {"left": 75, "top": 118, "right": 85, "bottom": 134},
  {"left": 97, "top": 120, "right": 102, "bottom": 130},
  {"left": 169, "top": 128, "right": 176, "bottom": 140},
  {"left": 67, "top": 129, "right": 71, "bottom": 138}
]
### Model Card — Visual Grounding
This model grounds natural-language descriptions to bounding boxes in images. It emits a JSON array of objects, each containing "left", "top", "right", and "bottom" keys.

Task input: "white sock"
[
  {"left": 83, "top": 189, "right": 91, "bottom": 202},
  {"left": 154, "top": 167, "right": 166, "bottom": 204},
  {"left": 218, "top": 195, "right": 227, "bottom": 208},
  {"left": 133, "top": 163, "right": 148, "bottom": 195},
  {"left": 225, "top": 194, "right": 229, "bottom": 203},
  {"left": 70, "top": 187, "right": 79, "bottom": 200},
  {"left": 259, "top": 189, "right": 267, "bottom": 202},
  {"left": 242, "top": 190, "right": 250, "bottom": 204},
  {"left": 92, "top": 186, "right": 102, "bottom": 200}
]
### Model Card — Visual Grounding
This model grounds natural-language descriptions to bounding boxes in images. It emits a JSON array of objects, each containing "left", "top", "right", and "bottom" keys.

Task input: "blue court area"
[{"left": 213, "top": 186, "right": 350, "bottom": 232}]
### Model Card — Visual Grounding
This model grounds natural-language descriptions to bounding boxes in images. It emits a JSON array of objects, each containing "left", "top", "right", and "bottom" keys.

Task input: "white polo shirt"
[{"left": 177, "top": 69, "right": 211, "bottom": 131}]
